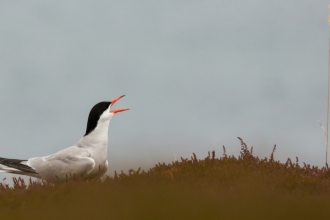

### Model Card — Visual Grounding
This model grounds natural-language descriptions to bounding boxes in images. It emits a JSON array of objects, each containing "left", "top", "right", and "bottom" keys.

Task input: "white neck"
[{"left": 77, "top": 119, "right": 111, "bottom": 153}]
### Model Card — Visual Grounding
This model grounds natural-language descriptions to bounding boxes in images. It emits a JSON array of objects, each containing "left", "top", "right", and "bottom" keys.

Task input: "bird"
[{"left": 0, "top": 95, "right": 129, "bottom": 181}]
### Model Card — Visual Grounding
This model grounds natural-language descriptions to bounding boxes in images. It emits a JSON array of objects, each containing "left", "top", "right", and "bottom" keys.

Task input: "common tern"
[{"left": 0, "top": 95, "right": 129, "bottom": 181}]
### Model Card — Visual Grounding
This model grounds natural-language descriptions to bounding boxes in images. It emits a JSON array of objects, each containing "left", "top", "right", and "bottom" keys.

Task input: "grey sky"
[{"left": 0, "top": 1, "right": 329, "bottom": 181}]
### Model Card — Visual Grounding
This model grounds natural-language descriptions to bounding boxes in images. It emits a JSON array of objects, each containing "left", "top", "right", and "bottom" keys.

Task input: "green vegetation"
[{"left": 1, "top": 138, "right": 330, "bottom": 219}]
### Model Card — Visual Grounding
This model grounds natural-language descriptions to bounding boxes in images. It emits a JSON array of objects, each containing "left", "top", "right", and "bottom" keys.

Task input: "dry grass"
[{"left": 1, "top": 138, "right": 330, "bottom": 219}]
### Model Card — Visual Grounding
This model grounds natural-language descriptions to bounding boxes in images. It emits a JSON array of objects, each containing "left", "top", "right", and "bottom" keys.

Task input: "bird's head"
[{"left": 84, "top": 95, "right": 129, "bottom": 136}]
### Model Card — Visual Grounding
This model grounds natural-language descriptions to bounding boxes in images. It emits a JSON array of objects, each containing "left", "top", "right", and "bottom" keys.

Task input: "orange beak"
[
  {"left": 110, "top": 108, "right": 130, "bottom": 114},
  {"left": 110, "top": 95, "right": 129, "bottom": 114}
]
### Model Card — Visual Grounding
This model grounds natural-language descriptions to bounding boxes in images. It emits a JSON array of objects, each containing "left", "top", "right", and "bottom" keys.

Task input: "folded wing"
[{"left": 27, "top": 146, "right": 95, "bottom": 180}]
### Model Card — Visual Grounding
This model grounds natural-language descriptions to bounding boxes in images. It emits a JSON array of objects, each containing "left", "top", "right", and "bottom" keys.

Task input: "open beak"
[{"left": 110, "top": 95, "right": 129, "bottom": 114}]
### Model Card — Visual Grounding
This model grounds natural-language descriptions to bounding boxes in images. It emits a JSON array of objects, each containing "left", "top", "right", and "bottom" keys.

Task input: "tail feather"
[
  {"left": 0, "top": 157, "right": 37, "bottom": 174},
  {"left": 0, "top": 166, "right": 39, "bottom": 178}
]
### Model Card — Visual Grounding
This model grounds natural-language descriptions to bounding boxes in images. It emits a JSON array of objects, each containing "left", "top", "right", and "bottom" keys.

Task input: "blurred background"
[{"left": 0, "top": 1, "right": 329, "bottom": 182}]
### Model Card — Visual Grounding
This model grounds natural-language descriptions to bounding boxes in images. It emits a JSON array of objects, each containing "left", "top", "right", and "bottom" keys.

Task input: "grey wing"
[{"left": 27, "top": 146, "right": 95, "bottom": 180}]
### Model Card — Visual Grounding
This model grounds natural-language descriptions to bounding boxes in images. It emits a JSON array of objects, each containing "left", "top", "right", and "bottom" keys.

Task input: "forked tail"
[{"left": 0, "top": 157, "right": 39, "bottom": 178}]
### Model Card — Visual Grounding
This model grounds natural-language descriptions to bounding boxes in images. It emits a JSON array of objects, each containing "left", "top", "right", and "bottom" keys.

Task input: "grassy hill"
[{"left": 1, "top": 138, "right": 329, "bottom": 219}]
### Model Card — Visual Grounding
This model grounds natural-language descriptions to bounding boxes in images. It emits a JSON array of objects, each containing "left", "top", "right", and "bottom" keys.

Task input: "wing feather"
[{"left": 28, "top": 146, "right": 95, "bottom": 180}]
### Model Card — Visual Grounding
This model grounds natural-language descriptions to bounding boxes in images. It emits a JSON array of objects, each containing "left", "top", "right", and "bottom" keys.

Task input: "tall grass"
[{"left": 0, "top": 138, "right": 329, "bottom": 219}]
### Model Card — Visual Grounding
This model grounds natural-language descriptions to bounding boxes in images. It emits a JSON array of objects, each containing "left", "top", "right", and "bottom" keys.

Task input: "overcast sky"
[{"left": 0, "top": 1, "right": 329, "bottom": 182}]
